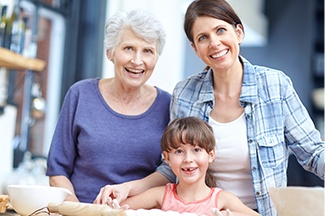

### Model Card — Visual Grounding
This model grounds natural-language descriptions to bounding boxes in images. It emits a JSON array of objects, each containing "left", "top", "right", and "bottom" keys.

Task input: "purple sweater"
[{"left": 46, "top": 78, "right": 171, "bottom": 203}]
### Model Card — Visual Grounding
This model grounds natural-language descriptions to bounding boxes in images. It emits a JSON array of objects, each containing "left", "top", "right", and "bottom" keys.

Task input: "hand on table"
[
  {"left": 94, "top": 183, "right": 131, "bottom": 205},
  {"left": 95, "top": 196, "right": 129, "bottom": 210}
]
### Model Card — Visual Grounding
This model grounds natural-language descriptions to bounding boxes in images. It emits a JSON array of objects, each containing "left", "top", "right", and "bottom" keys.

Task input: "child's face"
[{"left": 163, "top": 143, "right": 215, "bottom": 185}]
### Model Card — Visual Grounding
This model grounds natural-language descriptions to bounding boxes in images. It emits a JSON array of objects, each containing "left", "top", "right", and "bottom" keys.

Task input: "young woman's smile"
[{"left": 190, "top": 16, "right": 243, "bottom": 72}]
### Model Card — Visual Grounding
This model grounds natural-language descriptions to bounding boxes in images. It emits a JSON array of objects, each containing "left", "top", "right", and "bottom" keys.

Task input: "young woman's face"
[
  {"left": 164, "top": 144, "right": 215, "bottom": 185},
  {"left": 108, "top": 28, "right": 158, "bottom": 88},
  {"left": 190, "top": 16, "right": 243, "bottom": 72}
]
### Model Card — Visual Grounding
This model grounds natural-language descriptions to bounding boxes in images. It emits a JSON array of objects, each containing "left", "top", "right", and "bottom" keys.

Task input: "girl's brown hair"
[
  {"left": 184, "top": 0, "right": 244, "bottom": 43},
  {"left": 160, "top": 117, "right": 217, "bottom": 187}
]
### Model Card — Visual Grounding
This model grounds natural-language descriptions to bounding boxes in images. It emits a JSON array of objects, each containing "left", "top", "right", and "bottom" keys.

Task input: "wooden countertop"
[{"left": 0, "top": 48, "right": 46, "bottom": 72}]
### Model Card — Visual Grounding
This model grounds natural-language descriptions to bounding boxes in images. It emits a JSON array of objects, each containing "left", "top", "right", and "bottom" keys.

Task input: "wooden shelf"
[{"left": 0, "top": 47, "right": 46, "bottom": 72}]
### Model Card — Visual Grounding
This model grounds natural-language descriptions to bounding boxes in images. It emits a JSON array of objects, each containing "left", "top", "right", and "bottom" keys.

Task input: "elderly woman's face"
[{"left": 109, "top": 28, "right": 158, "bottom": 88}]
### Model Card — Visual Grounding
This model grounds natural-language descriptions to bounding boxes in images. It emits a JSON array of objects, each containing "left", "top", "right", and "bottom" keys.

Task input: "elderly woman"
[{"left": 46, "top": 9, "right": 171, "bottom": 203}]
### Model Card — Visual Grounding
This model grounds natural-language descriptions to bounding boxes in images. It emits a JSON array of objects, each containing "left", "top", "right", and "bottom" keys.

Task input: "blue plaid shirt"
[{"left": 157, "top": 57, "right": 324, "bottom": 216}]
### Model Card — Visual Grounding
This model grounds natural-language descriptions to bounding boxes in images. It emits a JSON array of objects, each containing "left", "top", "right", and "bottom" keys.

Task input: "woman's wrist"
[{"left": 123, "top": 180, "right": 140, "bottom": 197}]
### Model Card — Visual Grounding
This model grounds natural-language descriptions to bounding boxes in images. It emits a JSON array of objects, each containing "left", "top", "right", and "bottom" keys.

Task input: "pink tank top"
[{"left": 161, "top": 183, "right": 222, "bottom": 216}]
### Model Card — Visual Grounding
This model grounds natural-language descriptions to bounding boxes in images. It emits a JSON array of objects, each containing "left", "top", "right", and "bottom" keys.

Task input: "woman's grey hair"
[{"left": 104, "top": 9, "right": 166, "bottom": 56}]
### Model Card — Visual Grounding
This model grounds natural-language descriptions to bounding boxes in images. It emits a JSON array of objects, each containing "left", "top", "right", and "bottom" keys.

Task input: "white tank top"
[{"left": 209, "top": 113, "right": 256, "bottom": 209}]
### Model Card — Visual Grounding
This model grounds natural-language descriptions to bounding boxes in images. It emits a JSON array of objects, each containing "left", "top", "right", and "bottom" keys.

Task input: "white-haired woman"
[{"left": 46, "top": 9, "right": 171, "bottom": 203}]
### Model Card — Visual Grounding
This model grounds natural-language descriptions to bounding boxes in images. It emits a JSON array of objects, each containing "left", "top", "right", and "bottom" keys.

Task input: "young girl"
[{"left": 115, "top": 117, "right": 260, "bottom": 216}]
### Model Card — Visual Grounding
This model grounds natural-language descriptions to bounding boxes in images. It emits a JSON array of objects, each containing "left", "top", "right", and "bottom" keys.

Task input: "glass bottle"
[
  {"left": 0, "top": 5, "right": 8, "bottom": 48},
  {"left": 10, "top": 5, "right": 25, "bottom": 53},
  {"left": 4, "top": 0, "right": 20, "bottom": 49}
]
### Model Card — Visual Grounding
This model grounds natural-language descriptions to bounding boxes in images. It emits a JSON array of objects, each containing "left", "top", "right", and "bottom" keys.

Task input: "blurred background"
[{"left": 0, "top": 0, "right": 323, "bottom": 193}]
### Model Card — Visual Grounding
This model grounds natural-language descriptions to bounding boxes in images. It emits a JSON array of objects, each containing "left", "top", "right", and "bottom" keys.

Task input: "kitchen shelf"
[{"left": 0, "top": 47, "right": 46, "bottom": 72}]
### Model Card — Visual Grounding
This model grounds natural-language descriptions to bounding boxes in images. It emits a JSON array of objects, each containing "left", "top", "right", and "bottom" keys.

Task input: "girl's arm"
[
  {"left": 218, "top": 191, "right": 260, "bottom": 216},
  {"left": 120, "top": 186, "right": 165, "bottom": 210}
]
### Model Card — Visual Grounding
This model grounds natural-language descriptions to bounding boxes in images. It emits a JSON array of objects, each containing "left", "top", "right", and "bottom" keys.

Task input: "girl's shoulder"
[
  {"left": 216, "top": 189, "right": 242, "bottom": 206},
  {"left": 217, "top": 189, "right": 237, "bottom": 198}
]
